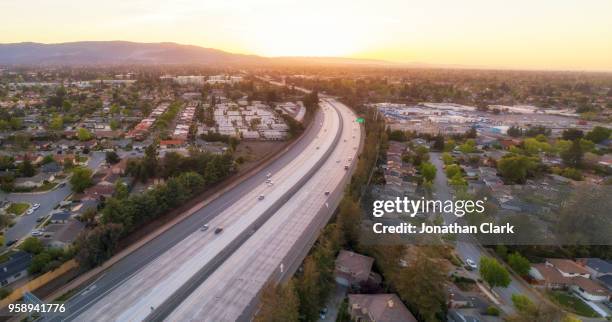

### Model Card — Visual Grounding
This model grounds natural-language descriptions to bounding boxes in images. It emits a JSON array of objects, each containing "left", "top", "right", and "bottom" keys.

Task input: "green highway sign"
[{"left": 356, "top": 117, "right": 365, "bottom": 123}]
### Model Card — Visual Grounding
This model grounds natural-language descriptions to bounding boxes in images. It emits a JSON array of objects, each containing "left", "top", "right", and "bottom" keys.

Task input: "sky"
[{"left": 1, "top": 0, "right": 612, "bottom": 71}]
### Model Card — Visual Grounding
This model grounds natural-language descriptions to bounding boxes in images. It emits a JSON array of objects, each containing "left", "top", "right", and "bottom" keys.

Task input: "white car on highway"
[{"left": 31, "top": 230, "right": 43, "bottom": 237}]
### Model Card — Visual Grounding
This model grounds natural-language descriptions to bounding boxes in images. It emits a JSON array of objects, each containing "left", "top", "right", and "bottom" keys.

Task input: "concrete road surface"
[
  {"left": 165, "top": 99, "right": 361, "bottom": 321},
  {"left": 46, "top": 101, "right": 345, "bottom": 321}
]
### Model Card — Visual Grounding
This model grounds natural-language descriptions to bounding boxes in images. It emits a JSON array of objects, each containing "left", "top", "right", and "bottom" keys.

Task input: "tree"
[
  {"left": 508, "top": 293, "right": 563, "bottom": 321},
  {"left": 388, "top": 130, "right": 407, "bottom": 142},
  {"left": 70, "top": 167, "right": 93, "bottom": 193},
  {"left": 41, "top": 155, "right": 55, "bottom": 164},
  {"left": 143, "top": 144, "right": 159, "bottom": 178},
  {"left": 336, "top": 197, "right": 361, "bottom": 248},
  {"left": 432, "top": 135, "right": 445, "bottom": 151},
  {"left": 479, "top": 257, "right": 511, "bottom": 289},
  {"left": 465, "top": 127, "right": 477, "bottom": 139},
  {"left": 254, "top": 281, "right": 300, "bottom": 322},
  {"left": 296, "top": 257, "right": 322, "bottom": 321},
  {"left": 420, "top": 162, "right": 437, "bottom": 183},
  {"left": 20, "top": 237, "right": 44, "bottom": 254},
  {"left": 396, "top": 251, "right": 447, "bottom": 322},
  {"left": 77, "top": 127, "right": 93, "bottom": 141},
  {"left": 19, "top": 159, "right": 36, "bottom": 177},
  {"left": 523, "top": 138, "right": 552, "bottom": 155},
  {"left": 441, "top": 152, "right": 455, "bottom": 165},
  {"left": 105, "top": 151, "right": 120, "bottom": 165},
  {"left": 110, "top": 119, "right": 121, "bottom": 131},
  {"left": 562, "top": 128, "right": 584, "bottom": 141},
  {"left": 113, "top": 180, "right": 129, "bottom": 200},
  {"left": 458, "top": 139, "right": 477, "bottom": 154},
  {"left": 511, "top": 294, "right": 534, "bottom": 312},
  {"left": 29, "top": 252, "right": 52, "bottom": 274},
  {"left": 445, "top": 164, "right": 462, "bottom": 178},
  {"left": 49, "top": 115, "right": 64, "bottom": 131},
  {"left": 561, "top": 140, "right": 583, "bottom": 168},
  {"left": 507, "top": 126, "right": 522, "bottom": 137},
  {"left": 585, "top": 126, "right": 611, "bottom": 143},
  {"left": 497, "top": 155, "right": 537, "bottom": 184},
  {"left": 507, "top": 252, "right": 530, "bottom": 276},
  {"left": 75, "top": 223, "right": 123, "bottom": 268}
]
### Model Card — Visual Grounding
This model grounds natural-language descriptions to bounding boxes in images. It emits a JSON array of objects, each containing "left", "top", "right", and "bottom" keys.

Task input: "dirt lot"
[{"left": 234, "top": 141, "right": 287, "bottom": 175}]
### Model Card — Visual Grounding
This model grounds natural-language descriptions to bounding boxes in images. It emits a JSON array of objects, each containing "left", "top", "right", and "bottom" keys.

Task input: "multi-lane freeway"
[{"left": 48, "top": 97, "right": 361, "bottom": 321}]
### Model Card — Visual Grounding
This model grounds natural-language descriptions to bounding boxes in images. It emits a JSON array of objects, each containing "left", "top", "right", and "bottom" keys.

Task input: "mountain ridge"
[{"left": 0, "top": 41, "right": 394, "bottom": 66}]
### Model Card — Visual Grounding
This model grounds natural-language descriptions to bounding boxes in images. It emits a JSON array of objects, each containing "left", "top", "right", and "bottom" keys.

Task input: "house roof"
[
  {"left": 160, "top": 139, "right": 184, "bottom": 146},
  {"left": 578, "top": 258, "right": 612, "bottom": 275},
  {"left": 50, "top": 212, "right": 71, "bottom": 221},
  {"left": 41, "top": 162, "right": 62, "bottom": 173},
  {"left": 531, "top": 263, "right": 571, "bottom": 285},
  {"left": 546, "top": 259, "right": 590, "bottom": 275},
  {"left": 598, "top": 275, "right": 612, "bottom": 291},
  {"left": 335, "top": 250, "right": 374, "bottom": 282},
  {"left": 0, "top": 251, "right": 32, "bottom": 281},
  {"left": 84, "top": 183, "right": 115, "bottom": 197},
  {"left": 348, "top": 294, "right": 417, "bottom": 322},
  {"left": 52, "top": 220, "right": 85, "bottom": 244},
  {"left": 572, "top": 276, "right": 609, "bottom": 297}
]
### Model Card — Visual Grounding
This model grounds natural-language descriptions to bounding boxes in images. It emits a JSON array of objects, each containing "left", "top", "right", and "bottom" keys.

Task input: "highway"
[
  {"left": 165, "top": 99, "right": 361, "bottom": 321},
  {"left": 49, "top": 97, "right": 359, "bottom": 321}
]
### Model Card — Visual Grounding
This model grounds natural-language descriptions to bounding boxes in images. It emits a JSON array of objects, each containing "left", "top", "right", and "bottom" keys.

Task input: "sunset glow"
[{"left": 1, "top": 0, "right": 611, "bottom": 70}]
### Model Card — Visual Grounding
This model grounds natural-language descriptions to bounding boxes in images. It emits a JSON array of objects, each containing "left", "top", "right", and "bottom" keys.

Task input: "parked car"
[
  {"left": 6, "top": 240, "right": 18, "bottom": 247},
  {"left": 31, "top": 230, "right": 43, "bottom": 237},
  {"left": 200, "top": 225, "right": 209, "bottom": 232},
  {"left": 466, "top": 258, "right": 478, "bottom": 270},
  {"left": 214, "top": 227, "right": 224, "bottom": 234}
]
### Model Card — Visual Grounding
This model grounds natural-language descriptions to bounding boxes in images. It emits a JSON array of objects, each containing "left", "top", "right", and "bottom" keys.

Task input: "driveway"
[{"left": 318, "top": 284, "right": 347, "bottom": 322}]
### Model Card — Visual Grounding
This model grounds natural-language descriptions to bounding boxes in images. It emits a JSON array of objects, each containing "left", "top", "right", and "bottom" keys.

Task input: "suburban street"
[
  {"left": 1, "top": 151, "right": 105, "bottom": 245},
  {"left": 429, "top": 152, "right": 539, "bottom": 315}
]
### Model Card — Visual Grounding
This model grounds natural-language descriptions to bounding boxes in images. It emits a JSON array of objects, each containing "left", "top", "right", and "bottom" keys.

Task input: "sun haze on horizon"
[{"left": 1, "top": 0, "right": 611, "bottom": 71}]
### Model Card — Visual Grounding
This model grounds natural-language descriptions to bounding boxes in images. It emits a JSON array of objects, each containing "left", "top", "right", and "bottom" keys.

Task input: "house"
[
  {"left": 335, "top": 250, "right": 375, "bottom": 287},
  {"left": 41, "top": 161, "right": 62, "bottom": 173},
  {"left": 83, "top": 183, "right": 115, "bottom": 200},
  {"left": 348, "top": 294, "right": 417, "bottom": 322},
  {"left": 598, "top": 275, "right": 612, "bottom": 292},
  {"left": 159, "top": 140, "right": 185, "bottom": 149},
  {"left": 545, "top": 259, "right": 590, "bottom": 278},
  {"left": 530, "top": 259, "right": 610, "bottom": 302},
  {"left": 570, "top": 276, "right": 610, "bottom": 302},
  {"left": 49, "top": 211, "right": 71, "bottom": 224},
  {"left": 43, "top": 220, "right": 85, "bottom": 249},
  {"left": 14, "top": 172, "right": 55, "bottom": 188},
  {"left": 530, "top": 263, "right": 571, "bottom": 289},
  {"left": 577, "top": 258, "right": 612, "bottom": 278},
  {"left": 111, "top": 158, "right": 128, "bottom": 175},
  {"left": 0, "top": 251, "right": 32, "bottom": 286}
]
